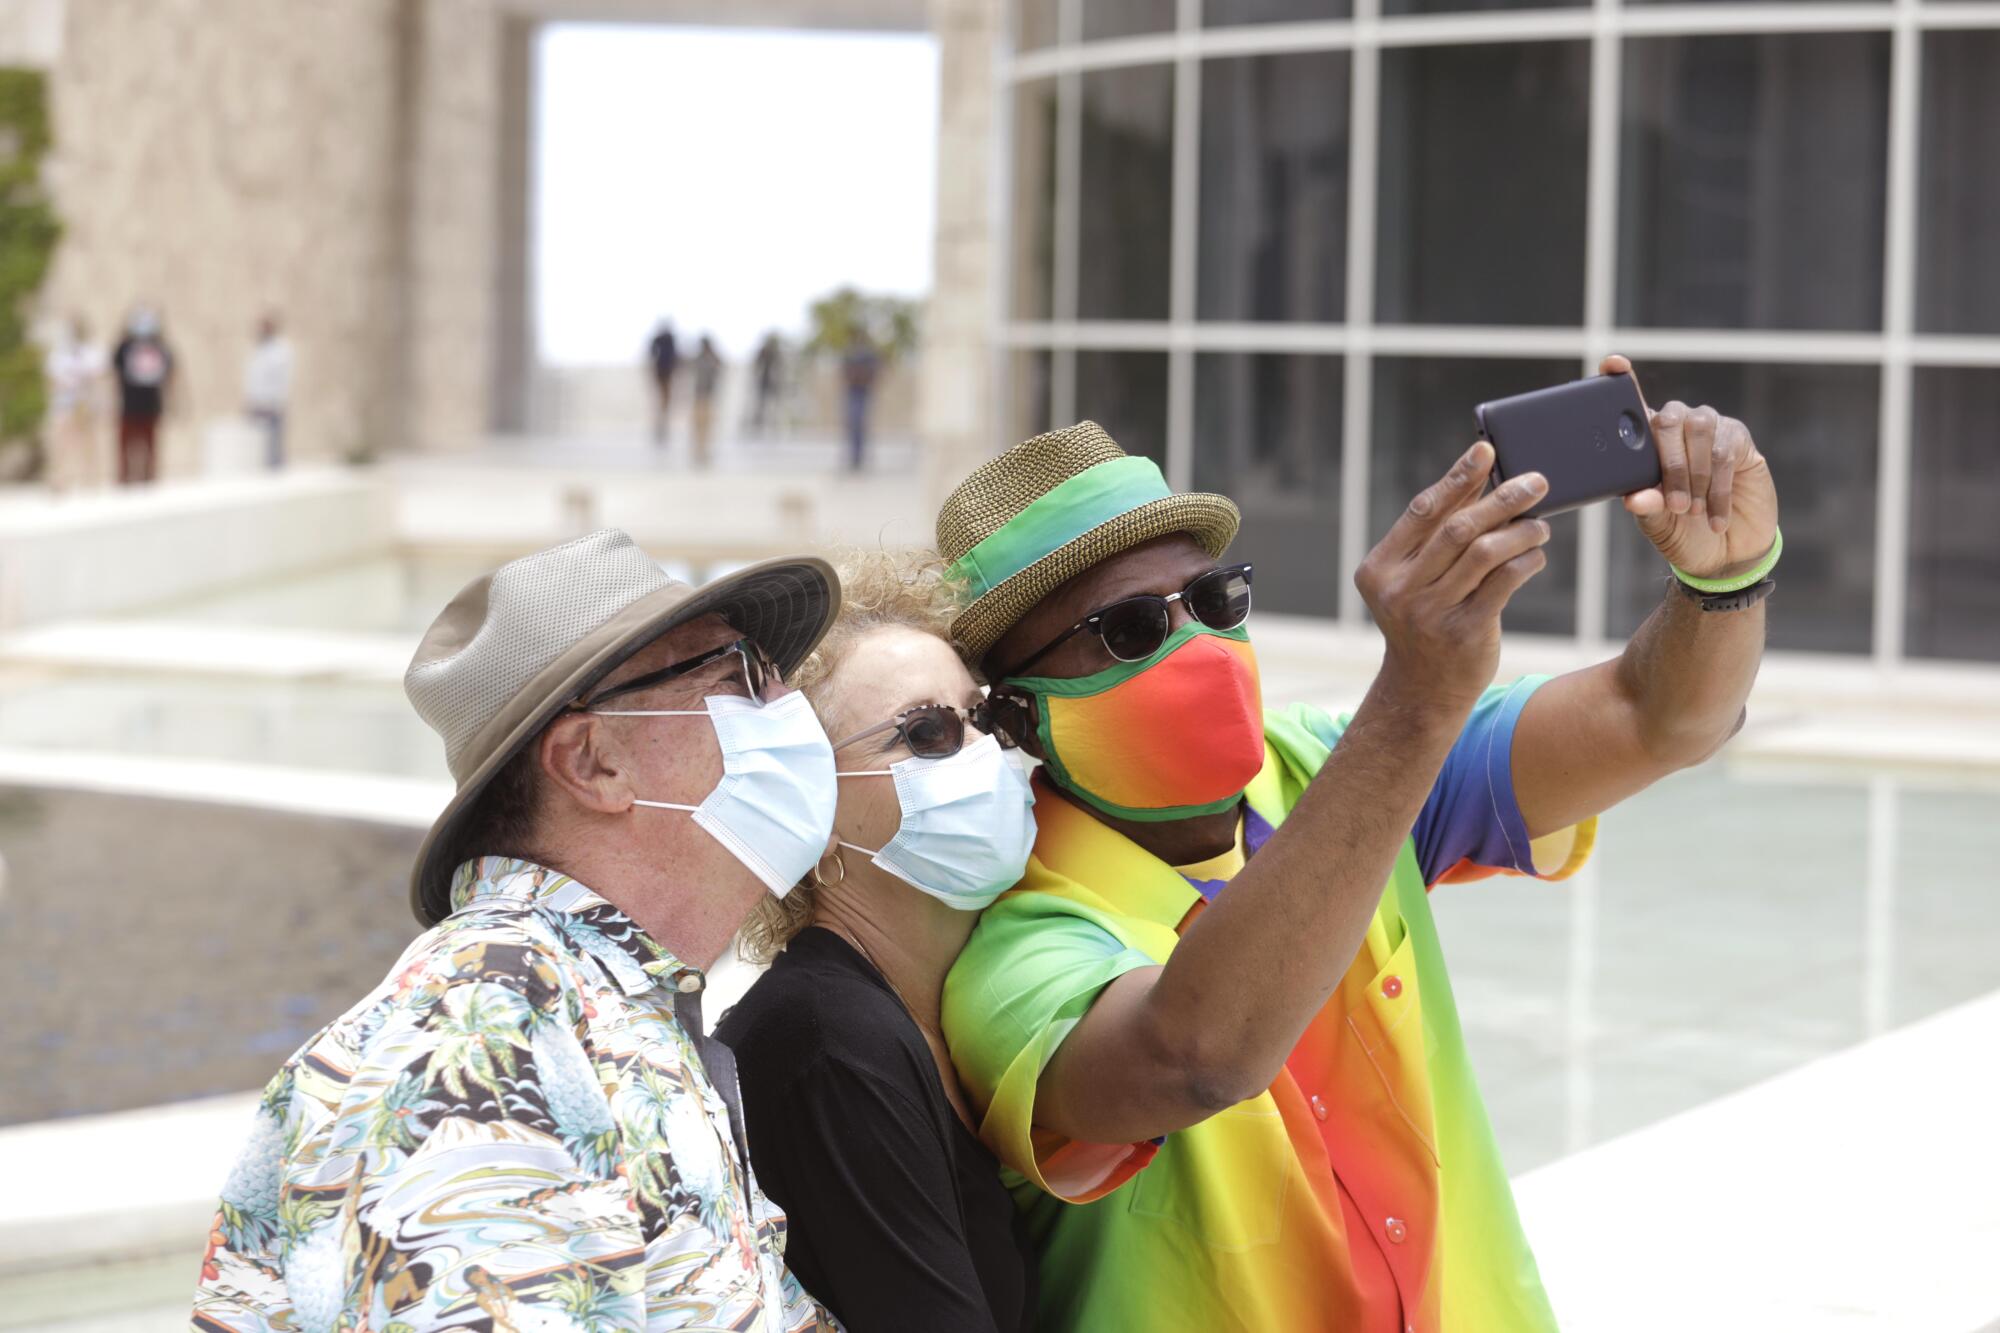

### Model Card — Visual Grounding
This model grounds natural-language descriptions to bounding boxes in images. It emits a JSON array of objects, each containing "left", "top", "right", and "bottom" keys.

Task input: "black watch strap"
[{"left": 1672, "top": 574, "right": 1776, "bottom": 612}]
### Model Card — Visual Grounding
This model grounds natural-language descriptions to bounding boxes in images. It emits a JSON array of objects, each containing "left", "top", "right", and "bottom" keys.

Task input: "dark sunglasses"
[
  {"left": 1001, "top": 563, "right": 1254, "bottom": 679},
  {"left": 833, "top": 702, "right": 1016, "bottom": 759},
  {"left": 577, "top": 637, "right": 780, "bottom": 709}
]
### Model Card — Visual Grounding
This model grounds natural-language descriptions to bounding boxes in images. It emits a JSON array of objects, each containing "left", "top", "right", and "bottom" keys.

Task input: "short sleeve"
[
  {"left": 942, "top": 897, "right": 1161, "bottom": 1204},
  {"left": 1411, "top": 674, "right": 1596, "bottom": 887}
]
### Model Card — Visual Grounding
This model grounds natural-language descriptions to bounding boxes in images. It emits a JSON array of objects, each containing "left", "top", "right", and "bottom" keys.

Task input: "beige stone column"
[
  {"left": 918, "top": 0, "right": 1002, "bottom": 515},
  {"left": 404, "top": 0, "right": 503, "bottom": 452}
]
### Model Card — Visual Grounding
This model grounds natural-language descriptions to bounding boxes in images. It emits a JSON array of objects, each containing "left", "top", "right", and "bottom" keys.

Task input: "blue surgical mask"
[
  {"left": 836, "top": 732, "right": 1037, "bottom": 911},
  {"left": 596, "top": 691, "right": 836, "bottom": 899}
]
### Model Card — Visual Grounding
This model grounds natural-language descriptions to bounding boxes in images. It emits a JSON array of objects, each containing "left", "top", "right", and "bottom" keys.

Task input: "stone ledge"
[
  {"left": 0, "top": 1092, "right": 256, "bottom": 1281},
  {"left": 0, "top": 469, "right": 395, "bottom": 631}
]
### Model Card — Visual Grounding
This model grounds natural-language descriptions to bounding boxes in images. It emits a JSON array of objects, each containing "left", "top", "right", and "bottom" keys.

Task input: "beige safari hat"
[
  {"left": 403, "top": 530, "right": 838, "bottom": 925},
  {"left": 937, "top": 421, "right": 1239, "bottom": 664}
]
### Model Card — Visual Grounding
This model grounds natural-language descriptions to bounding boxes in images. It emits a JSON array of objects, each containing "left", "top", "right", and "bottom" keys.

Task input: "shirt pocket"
[
  {"left": 1127, "top": 1092, "right": 1293, "bottom": 1252},
  {"left": 1342, "top": 933, "right": 1437, "bottom": 1160}
]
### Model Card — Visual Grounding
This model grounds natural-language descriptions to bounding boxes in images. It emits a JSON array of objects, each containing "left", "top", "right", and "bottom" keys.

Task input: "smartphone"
[{"left": 1474, "top": 372, "right": 1662, "bottom": 519}]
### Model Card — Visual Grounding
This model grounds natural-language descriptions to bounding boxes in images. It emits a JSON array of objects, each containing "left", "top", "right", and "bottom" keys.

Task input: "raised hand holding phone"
[{"left": 1600, "top": 353, "right": 1780, "bottom": 581}]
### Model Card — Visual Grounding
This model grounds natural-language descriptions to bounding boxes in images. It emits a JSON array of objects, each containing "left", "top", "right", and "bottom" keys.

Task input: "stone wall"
[
  {"left": 918, "top": 0, "right": 1001, "bottom": 510},
  {"left": 42, "top": 0, "right": 413, "bottom": 470},
  {"left": 406, "top": 0, "right": 501, "bottom": 453}
]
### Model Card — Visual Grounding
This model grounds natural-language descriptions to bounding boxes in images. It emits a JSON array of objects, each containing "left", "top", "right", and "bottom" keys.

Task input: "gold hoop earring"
[{"left": 809, "top": 850, "right": 846, "bottom": 889}]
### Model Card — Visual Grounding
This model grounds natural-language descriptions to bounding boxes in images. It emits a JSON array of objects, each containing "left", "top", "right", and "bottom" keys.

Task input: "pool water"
[{"left": 5, "top": 764, "right": 1996, "bottom": 1177}]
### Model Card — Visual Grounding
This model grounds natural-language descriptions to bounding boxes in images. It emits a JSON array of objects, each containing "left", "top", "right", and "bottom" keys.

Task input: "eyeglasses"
[
  {"left": 577, "top": 637, "right": 779, "bottom": 710},
  {"left": 1001, "top": 563, "right": 1254, "bottom": 679},
  {"left": 832, "top": 702, "right": 1016, "bottom": 759}
]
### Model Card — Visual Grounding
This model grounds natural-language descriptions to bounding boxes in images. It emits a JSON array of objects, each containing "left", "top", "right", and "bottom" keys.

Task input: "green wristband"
[{"left": 1672, "top": 526, "right": 1783, "bottom": 594}]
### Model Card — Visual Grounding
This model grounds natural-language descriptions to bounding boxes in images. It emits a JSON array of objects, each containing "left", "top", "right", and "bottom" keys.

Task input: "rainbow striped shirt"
[{"left": 942, "top": 680, "right": 1595, "bottom": 1332}]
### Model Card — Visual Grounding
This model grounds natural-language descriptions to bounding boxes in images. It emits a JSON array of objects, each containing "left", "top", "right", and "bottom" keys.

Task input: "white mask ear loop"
[
  {"left": 831, "top": 767, "right": 892, "bottom": 857},
  {"left": 589, "top": 706, "right": 716, "bottom": 816}
]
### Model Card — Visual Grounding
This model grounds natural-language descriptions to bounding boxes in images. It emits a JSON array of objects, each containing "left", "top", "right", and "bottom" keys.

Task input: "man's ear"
[{"left": 537, "top": 713, "right": 632, "bottom": 815}]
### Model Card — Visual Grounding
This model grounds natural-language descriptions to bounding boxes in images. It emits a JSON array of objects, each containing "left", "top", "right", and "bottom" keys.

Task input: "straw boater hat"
[
  {"left": 938, "top": 421, "right": 1240, "bottom": 664},
  {"left": 402, "top": 530, "right": 839, "bottom": 926}
]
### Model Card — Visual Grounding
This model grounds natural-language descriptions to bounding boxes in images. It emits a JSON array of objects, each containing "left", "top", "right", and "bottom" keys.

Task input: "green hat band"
[{"left": 946, "top": 455, "right": 1171, "bottom": 599}]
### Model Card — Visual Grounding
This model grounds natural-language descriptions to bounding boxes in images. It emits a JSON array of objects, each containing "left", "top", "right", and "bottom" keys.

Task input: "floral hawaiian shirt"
[{"left": 192, "top": 856, "right": 833, "bottom": 1333}]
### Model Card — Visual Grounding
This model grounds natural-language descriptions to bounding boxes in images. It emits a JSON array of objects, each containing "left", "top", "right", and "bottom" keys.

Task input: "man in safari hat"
[
  {"left": 194, "top": 530, "right": 844, "bottom": 1332},
  {"left": 938, "top": 358, "right": 1783, "bottom": 1331}
]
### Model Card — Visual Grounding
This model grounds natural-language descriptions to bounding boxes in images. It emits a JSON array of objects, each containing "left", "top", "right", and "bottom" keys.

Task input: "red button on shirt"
[
  {"left": 1381, "top": 975, "right": 1403, "bottom": 999},
  {"left": 1385, "top": 1217, "right": 1408, "bottom": 1245},
  {"left": 1310, "top": 1094, "right": 1329, "bottom": 1122}
]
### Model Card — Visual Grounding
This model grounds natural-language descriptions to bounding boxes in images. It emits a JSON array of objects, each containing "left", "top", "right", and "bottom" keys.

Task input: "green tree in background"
[
  {"left": 805, "top": 286, "right": 920, "bottom": 363},
  {"left": 0, "top": 69, "right": 60, "bottom": 453},
  {"left": 0, "top": 67, "right": 60, "bottom": 452}
]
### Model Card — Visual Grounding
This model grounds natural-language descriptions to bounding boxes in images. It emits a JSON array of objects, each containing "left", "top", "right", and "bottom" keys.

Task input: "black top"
[
  {"left": 716, "top": 927, "right": 1036, "bottom": 1333},
  {"left": 112, "top": 336, "right": 172, "bottom": 417}
]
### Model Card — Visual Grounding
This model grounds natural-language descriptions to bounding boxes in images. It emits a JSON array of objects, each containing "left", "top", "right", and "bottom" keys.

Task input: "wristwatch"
[{"left": 1672, "top": 574, "right": 1775, "bottom": 612}]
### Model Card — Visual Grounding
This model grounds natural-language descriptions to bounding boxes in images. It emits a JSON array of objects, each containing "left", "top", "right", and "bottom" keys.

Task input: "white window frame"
[{"left": 996, "top": 0, "right": 2000, "bottom": 665}]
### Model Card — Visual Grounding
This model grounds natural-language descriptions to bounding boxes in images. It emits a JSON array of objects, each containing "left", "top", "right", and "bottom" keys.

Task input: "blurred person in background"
[
  {"left": 649, "top": 317, "right": 681, "bottom": 446},
  {"left": 241, "top": 313, "right": 294, "bottom": 471},
  {"left": 842, "top": 328, "right": 881, "bottom": 472},
  {"left": 934, "top": 361, "right": 1782, "bottom": 1332},
  {"left": 691, "top": 333, "right": 724, "bottom": 468},
  {"left": 751, "top": 331, "right": 784, "bottom": 435},
  {"left": 42, "top": 315, "right": 107, "bottom": 494},
  {"left": 112, "top": 305, "right": 173, "bottom": 485},
  {"left": 720, "top": 550, "right": 1039, "bottom": 1333},
  {"left": 192, "top": 531, "right": 845, "bottom": 1332}
]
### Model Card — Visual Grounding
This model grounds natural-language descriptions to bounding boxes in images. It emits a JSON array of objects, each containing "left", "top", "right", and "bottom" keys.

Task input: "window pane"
[
  {"left": 1619, "top": 35, "right": 1888, "bottom": 331},
  {"left": 1075, "top": 350, "right": 1169, "bottom": 467},
  {"left": 1907, "top": 368, "right": 2000, "bottom": 662},
  {"left": 1606, "top": 362, "right": 1878, "bottom": 654},
  {"left": 1194, "top": 354, "right": 1344, "bottom": 617},
  {"left": 1371, "top": 357, "right": 1580, "bottom": 635},
  {"left": 1207, "top": 0, "right": 1353, "bottom": 23},
  {"left": 1078, "top": 65, "right": 1175, "bottom": 321},
  {"left": 1917, "top": 33, "right": 2000, "bottom": 335},
  {"left": 1376, "top": 43, "right": 1589, "bottom": 325},
  {"left": 1386, "top": 0, "right": 1582, "bottom": 14},
  {"left": 1009, "top": 349, "right": 1055, "bottom": 445},
  {"left": 1082, "top": 0, "right": 1175, "bottom": 41},
  {"left": 1018, "top": 0, "right": 1060, "bottom": 50},
  {"left": 1011, "top": 79, "right": 1057, "bottom": 321},
  {"left": 1199, "top": 52, "right": 1349, "bottom": 324}
]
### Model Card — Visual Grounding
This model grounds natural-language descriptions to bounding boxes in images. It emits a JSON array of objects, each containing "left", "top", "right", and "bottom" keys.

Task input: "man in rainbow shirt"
[{"left": 935, "top": 357, "right": 1781, "bottom": 1331}]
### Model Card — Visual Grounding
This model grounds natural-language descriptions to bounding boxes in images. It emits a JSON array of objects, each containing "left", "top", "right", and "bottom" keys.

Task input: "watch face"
[
  {"left": 1691, "top": 579, "right": 1775, "bottom": 612},
  {"left": 1670, "top": 573, "right": 1775, "bottom": 611}
]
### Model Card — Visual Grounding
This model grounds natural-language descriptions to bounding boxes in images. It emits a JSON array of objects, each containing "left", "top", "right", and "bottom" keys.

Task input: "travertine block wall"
[
  {"left": 43, "top": 0, "right": 411, "bottom": 470},
  {"left": 406, "top": 0, "right": 500, "bottom": 454},
  {"left": 35, "top": 0, "right": 502, "bottom": 470}
]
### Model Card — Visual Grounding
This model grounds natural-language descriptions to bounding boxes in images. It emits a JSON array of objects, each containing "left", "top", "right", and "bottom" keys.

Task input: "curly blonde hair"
[{"left": 737, "top": 547, "right": 971, "bottom": 965}]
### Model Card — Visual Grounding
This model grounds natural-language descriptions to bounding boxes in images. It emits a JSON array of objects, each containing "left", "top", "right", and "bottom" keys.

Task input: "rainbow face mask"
[{"left": 1002, "top": 623, "right": 1265, "bottom": 822}]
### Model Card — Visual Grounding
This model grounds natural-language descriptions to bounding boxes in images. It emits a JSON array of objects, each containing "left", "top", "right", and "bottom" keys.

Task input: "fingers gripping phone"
[{"left": 1474, "top": 371, "right": 1663, "bottom": 519}]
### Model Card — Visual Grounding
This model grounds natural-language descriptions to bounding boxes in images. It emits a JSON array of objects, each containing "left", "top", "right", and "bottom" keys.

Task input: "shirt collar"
[
  {"left": 1023, "top": 771, "right": 1203, "bottom": 928},
  {"left": 447, "top": 856, "right": 704, "bottom": 998}
]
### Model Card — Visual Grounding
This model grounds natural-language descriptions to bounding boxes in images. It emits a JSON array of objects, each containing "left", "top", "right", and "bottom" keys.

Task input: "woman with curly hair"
[{"left": 717, "top": 550, "right": 1039, "bottom": 1333}]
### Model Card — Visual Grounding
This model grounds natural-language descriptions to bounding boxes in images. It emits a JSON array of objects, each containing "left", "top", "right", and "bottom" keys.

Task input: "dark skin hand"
[
  {"left": 986, "top": 444, "right": 1555, "bottom": 1142},
  {"left": 1512, "top": 354, "right": 1777, "bottom": 835},
  {"left": 983, "top": 358, "right": 1777, "bottom": 1146}
]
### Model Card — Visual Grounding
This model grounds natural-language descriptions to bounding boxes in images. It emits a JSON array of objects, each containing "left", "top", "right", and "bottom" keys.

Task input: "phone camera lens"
[{"left": 1617, "top": 410, "right": 1645, "bottom": 451}]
